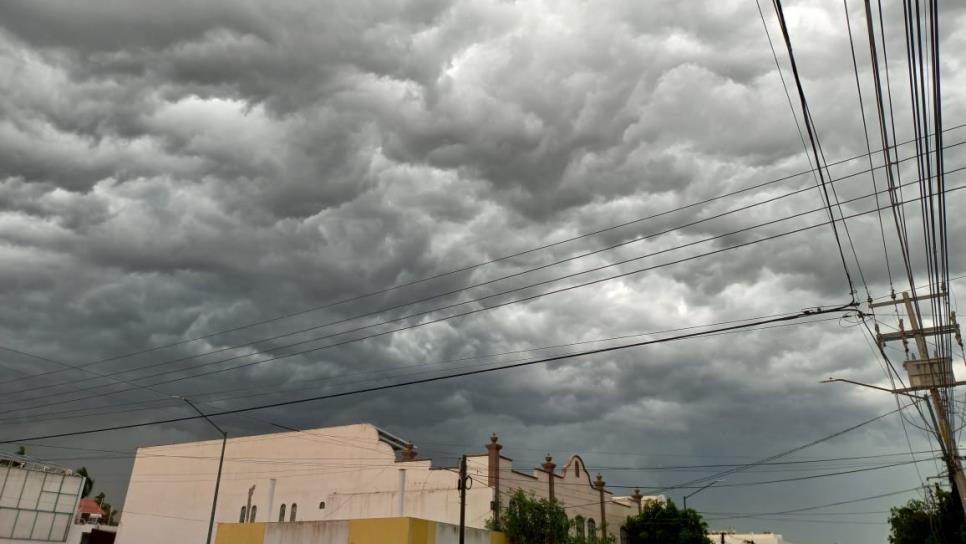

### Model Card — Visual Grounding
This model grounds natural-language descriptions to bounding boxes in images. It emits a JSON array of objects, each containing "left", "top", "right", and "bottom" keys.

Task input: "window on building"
[
  {"left": 278, "top": 504, "right": 286, "bottom": 522},
  {"left": 574, "top": 516, "right": 585, "bottom": 537},
  {"left": 239, "top": 506, "right": 247, "bottom": 523},
  {"left": 249, "top": 505, "right": 257, "bottom": 522},
  {"left": 290, "top": 503, "right": 297, "bottom": 522},
  {"left": 319, "top": 501, "right": 326, "bottom": 509},
  {"left": 587, "top": 518, "right": 596, "bottom": 537}
]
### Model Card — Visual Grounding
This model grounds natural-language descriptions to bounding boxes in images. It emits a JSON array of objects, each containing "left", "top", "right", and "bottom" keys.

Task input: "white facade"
[
  {"left": 0, "top": 455, "right": 85, "bottom": 543},
  {"left": 116, "top": 423, "right": 645, "bottom": 544},
  {"left": 116, "top": 424, "right": 492, "bottom": 544},
  {"left": 708, "top": 532, "right": 788, "bottom": 544}
]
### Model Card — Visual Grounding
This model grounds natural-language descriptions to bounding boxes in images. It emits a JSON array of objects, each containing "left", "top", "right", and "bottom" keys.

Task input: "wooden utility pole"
[
  {"left": 874, "top": 289, "right": 966, "bottom": 516},
  {"left": 458, "top": 455, "right": 470, "bottom": 544}
]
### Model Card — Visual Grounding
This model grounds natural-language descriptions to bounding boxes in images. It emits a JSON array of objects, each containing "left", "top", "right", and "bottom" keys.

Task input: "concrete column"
[
  {"left": 594, "top": 474, "right": 606, "bottom": 539},
  {"left": 631, "top": 488, "right": 643, "bottom": 514},
  {"left": 266, "top": 479, "right": 276, "bottom": 523},
  {"left": 397, "top": 469, "right": 406, "bottom": 516},
  {"left": 541, "top": 455, "right": 556, "bottom": 501},
  {"left": 485, "top": 433, "right": 503, "bottom": 524}
]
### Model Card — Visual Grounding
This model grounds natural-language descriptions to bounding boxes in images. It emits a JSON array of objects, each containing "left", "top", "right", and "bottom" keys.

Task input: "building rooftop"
[
  {"left": 78, "top": 498, "right": 105, "bottom": 517},
  {"left": 0, "top": 451, "right": 75, "bottom": 475}
]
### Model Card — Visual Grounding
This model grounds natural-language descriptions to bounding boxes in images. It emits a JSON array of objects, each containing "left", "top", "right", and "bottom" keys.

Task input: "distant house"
[
  {"left": 708, "top": 531, "right": 790, "bottom": 544},
  {"left": 76, "top": 499, "right": 105, "bottom": 525}
]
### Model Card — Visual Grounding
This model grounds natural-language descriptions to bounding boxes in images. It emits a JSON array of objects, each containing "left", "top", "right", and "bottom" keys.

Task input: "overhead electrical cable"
[
  {"left": 0, "top": 304, "right": 857, "bottom": 445},
  {"left": 3, "top": 173, "right": 963, "bottom": 420},
  {"left": 0, "top": 313, "right": 839, "bottom": 425},
  {"left": 3, "top": 125, "right": 963, "bottom": 389},
  {"left": 652, "top": 399, "right": 920, "bottom": 493},
  {"left": 2, "top": 317, "right": 848, "bottom": 428},
  {"left": 6, "top": 141, "right": 960, "bottom": 405},
  {"left": 772, "top": 0, "right": 859, "bottom": 299},
  {"left": 843, "top": 0, "right": 895, "bottom": 294}
]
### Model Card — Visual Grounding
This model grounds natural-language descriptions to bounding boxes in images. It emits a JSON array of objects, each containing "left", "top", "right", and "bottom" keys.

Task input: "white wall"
[
  {"left": 115, "top": 423, "right": 640, "bottom": 544},
  {"left": 115, "top": 424, "right": 494, "bottom": 544},
  {"left": 0, "top": 464, "right": 83, "bottom": 542}
]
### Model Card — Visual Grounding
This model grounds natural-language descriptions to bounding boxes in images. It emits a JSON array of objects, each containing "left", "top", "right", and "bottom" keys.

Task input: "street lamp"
[
  {"left": 175, "top": 396, "right": 227, "bottom": 544},
  {"left": 683, "top": 479, "right": 722, "bottom": 510}
]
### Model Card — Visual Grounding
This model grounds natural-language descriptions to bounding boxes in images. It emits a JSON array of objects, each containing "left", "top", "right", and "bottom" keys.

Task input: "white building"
[
  {"left": 0, "top": 453, "right": 85, "bottom": 543},
  {"left": 116, "top": 423, "right": 653, "bottom": 544},
  {"left": 708, "top": 531, "right": 790, "bottom": 544}
]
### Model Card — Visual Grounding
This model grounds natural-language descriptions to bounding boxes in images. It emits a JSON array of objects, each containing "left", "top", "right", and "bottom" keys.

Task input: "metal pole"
[
  {"left": 208, "top": 432, "right": 227, "bottom": 544},
  {"left": 177, "top": 397, "right": 228, "bottom": 544},
  {"left": 458, "top": 455, "right": 468, "bottom": 544}
]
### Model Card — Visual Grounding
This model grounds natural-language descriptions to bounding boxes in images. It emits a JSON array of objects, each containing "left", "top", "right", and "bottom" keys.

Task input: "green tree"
[
  {"left": 624, "top": 500, "right": 710, "bottom": 544},
  {"left": 888, "top": 485, "right": 966, "bottom": 544},
  {"left": 490, "top": 490, "right": 571, "bottom": 544},
  {"left": 91, "top": 490, "right": 120, "bottom": 526},
  {"left": 75, "top": 467, "right": 94, "bottom": 498}
]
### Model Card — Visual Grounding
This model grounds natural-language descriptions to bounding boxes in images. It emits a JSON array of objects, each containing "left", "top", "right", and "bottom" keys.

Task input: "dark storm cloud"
[{"left": 1, "top": 0, "right": 964, "bottom": 542}]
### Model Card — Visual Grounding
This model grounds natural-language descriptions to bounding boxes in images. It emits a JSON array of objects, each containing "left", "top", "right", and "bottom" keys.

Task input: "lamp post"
[
  {"left": 822, "top": 377, "right": 966, "bottom": 517},
  {"left": 683, "top": 479, "right": 721, "bottom": 510},
  {"left": 176, "top": 396, "right": 227, "bottom": 544}
]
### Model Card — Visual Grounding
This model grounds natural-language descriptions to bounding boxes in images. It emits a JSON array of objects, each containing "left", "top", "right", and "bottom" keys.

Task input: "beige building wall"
[
  {"left": 115, "top": 423, "right": 646, "bottom": 544},
  {"left": 115, "top": 424, "right": 493, "bottom": 544},
  {"left": 466, "top": 452, "right": 636, "bottom": 541}
]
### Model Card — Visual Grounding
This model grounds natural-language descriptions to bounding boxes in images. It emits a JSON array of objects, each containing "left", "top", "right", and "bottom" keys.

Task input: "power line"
[
  {"left": 652, "top": 399, "right": 920, "bottom": 493},
  {"left": 4, "top": 166, "right": 962, "bottom": 420},
  {"left": 843, "top": 0, "right": 896, "bottom": 294},
  {"left": 772, "top": 0, "right": 858, "bottom": 299},
  {"left": 714, "top": 486, "right": 922, "bottom": 516},
  {"left": 0, "top": 304, "right": 855, "bottom": 445},
  {"left": 4, "top": 124, "right": 963, "bottom": 389},
  {"left": 0, "top": 313, "right": 838, "bottom": 425},
  {"left": 7, "top": 142, "right": 957, "bottom": 404}
]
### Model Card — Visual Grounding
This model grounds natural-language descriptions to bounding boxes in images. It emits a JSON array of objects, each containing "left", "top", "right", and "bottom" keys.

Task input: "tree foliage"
[
  {"left": 492, "top": 489, "right": 571, "bottom": 544},
  {"left": 888, "top": 486, "right": 966, "bottom": 544},
  {"left": 94, "top": 492, "right": 119, "bottom": 526},
  {"left": 75, "top": 466, "right": 94, "bottom": 498},
  {"left": 624, "top": 500, "right": 710, "bottom": 544}
]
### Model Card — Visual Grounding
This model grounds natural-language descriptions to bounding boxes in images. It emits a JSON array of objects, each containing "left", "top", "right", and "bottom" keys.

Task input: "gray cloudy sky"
[{"left": 1, "top": 0, "right": 965, "bottom": 541}]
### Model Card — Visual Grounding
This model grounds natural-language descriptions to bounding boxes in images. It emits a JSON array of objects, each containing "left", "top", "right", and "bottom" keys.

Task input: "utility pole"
[
  {"left": 457, "top": 455, "right": 471, "bottom": 544},
  {"left": 871, "top": 289, "right": 966, "bottom": 516},
  {"left": 176, "top": 397, "right": 228, "bottom": 544}
]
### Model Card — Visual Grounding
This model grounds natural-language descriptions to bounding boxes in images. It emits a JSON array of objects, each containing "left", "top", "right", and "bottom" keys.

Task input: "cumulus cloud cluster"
[{"left": 1, "top": 0, "right": 965, "bottom": 541}]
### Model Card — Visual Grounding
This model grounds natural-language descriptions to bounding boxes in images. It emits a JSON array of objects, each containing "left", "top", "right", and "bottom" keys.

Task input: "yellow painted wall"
[
  {"left": 217, "top": 518, "right": 500, "bottom": 544},
  {"left": 349, "top": 517, "right": 413, "bottom": 544},
  {"left": 214, "top": 522, "right": 266, "bottom": 544},
  {"left": 489, "top": 532, "right": 508, "bottom": 544},
  {"left": 409, "top": 518, "right": 435, "bottom": 544}
]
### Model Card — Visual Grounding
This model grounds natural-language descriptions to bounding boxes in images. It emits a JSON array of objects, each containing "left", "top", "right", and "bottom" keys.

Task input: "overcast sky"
[{"left": 1, "top": 0, "right": 965, "bottom": 542}]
